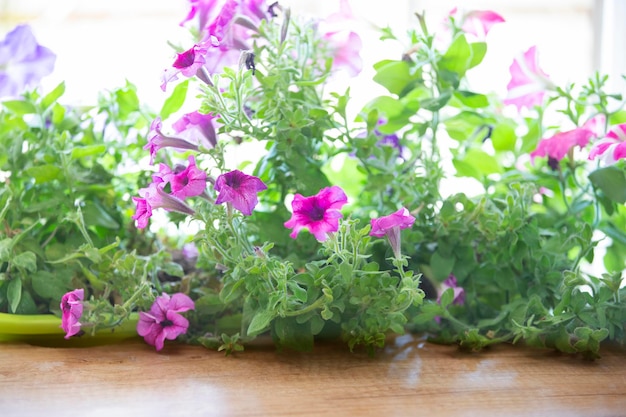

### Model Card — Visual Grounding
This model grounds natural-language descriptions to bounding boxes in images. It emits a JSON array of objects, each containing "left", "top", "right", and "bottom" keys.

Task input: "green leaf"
[
  {"left": 453, "top": 91, "right": 488, "bottom": 108},
  {"left": 24, "top": 165, "right": 62, "bottom": 184},
  {"left": 2, "top": 100, "right": 37, "bottom": 115},
  {"left": 70, "top": 145, "right": 106, "bottom": 160},
  {"left": 160, "top": 79, "right": 189, "bottom": 120},
  {"left": 7, "top": 278, "right": 22, "bottom": 313},
  {"left": 491, "top": 122, "right": 517, "bottom": 151},
  {"left": 41, "top": 82, "right": 66, "bottom": 110},
  {"left": 115, "top": 85, "right": 140, "bottom": 119},
  {"left": 430, "top": 251, "right": 454, "bottom": 281},
  {"left": 468, "top": 42, "right": 487, "bottom": 69},
  {"left": 11, "top": 251, "right": 37, "bottom": 272},
  {"left": 440, "top": 34, "right": 471, "bottom": 77},
  {"left": 31, "top": 270, "right": 71, "bottom": 301},
  {"left": 453, "top": 149, "right": 502, "bottom": 180},
  {"left": 247, "top": 310, "right": 276, "bottom": 336},
  {"left": 588, "top": 166, "right": 626, "bottom": 204},
  {"left": 372, "top": 60, "right": 420, "bottom": 96}
]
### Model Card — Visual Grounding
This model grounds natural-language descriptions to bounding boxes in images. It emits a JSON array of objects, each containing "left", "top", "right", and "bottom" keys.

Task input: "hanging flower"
[
  {"left": 284, "top": 185, "right": 348, "bottom": 242},
  {"left": 530, "top": 115, "right": 605, "bottom": 164},
  {"left": 452, "top": 8, "right": 505, "bottom": 40},
  {"left": 172, "top": 111, "right": 220, "bottom": 150},
  {"left": 137, "top": 293, "right": 195, "bottom": 351},
  {"left": 144, "top": 117, "right": 200, "bottom": 165},
  {"left": 588, "top": 123, "right": 626, "bottom": 165},
  {"left": 370, "top": 207, "right": 416, "bottom": 259},
  {"left": 60, "top": 289, "right": 84, "bottom": 339},
  {"left": 161, "top": 40, "right": 215, "bottom": 91},
  {"left": 214, "top": 169, "right": 267, "bottom": 215},
  {"left": 132, "top": 183, "right": 196, "bottom": 229},
  {"left": 503, "top": 46, "right": 555, "bottom": 111},
  {"left": 0, "top": 24, "right": 56, "bottom": 98},
  {"left": 317, "top": 0, "right": 363, "bottom": 77},
  {"left": 157, "top": 155, "right": 207, "bottom": 200}
]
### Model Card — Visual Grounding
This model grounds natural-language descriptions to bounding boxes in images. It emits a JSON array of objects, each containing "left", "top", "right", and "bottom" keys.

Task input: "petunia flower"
[
  {"left": 179, "top": 0, "right": 222, "bottom": 35},
  {"left": 161, "top": 40, "right": 215, "bottom": 91},
  {"left": 132, "top": 183, "right": 196, "bottom": 229},
  {"left": 144, "top": 117, "right": 200, "bottom": 165},
  {"left": 0, "top": 24, "right": 56, "bottom": 98},
  {"left": 157, "top": 155, "right": 207, "bottom": 200},
  {"left": 503, "top": 46, "right": 555, "bottom": 112},
  {"left": 588, "top": 123, "right": 626, "bottom": 165},
  {"left": 284, "top": 185, "right": 348, "bottom": 242},
  {"left": 370, "top": 207, "right": 416, "bottom": 259},
  {"left": 530, "top": 115, "right": 605, "bottom": 164},
  {"left": 60, "top": 289, "right": 84, "bottom": 339},
  {"left": 172, "top": 111, "right": 220, "bottom": 150},
  {"left": 137, "top": 293, "right": 195, "bottom": 351},
  {"left": 437, "top": 274, "right": 465, "bottom": 306},
  {"left": 317, "top": 0, "right": 363, "bottom": 77},
  {"left": 452, "top": 8, "right": 505, "bottom": 40},
  {"left": 214, "top": 169, "right": 267, "bottom": 215}
]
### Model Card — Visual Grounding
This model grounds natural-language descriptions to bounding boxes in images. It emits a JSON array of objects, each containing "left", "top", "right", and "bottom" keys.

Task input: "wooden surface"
[{"left": 1, "top": 335, "right": 625, "bottom": 417}]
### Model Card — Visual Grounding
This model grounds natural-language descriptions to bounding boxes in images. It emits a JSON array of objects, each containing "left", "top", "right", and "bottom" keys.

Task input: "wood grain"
[{"left": 1, "top": 335, "right": 625, "bottom": 417}]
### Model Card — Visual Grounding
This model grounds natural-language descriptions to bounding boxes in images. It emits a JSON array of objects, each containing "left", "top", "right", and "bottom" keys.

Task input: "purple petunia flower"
[
  {"left": 172, "top": 111, "right": 220, "bottom": 150},
  {"left": 60, "top": 289, "right": 84, "bottom": 339},
  {"left": 530, "top": 115, "right": 605, "bottom": 164},
  {"left": 0, "top": 24, "right": 56, "bottom": 98},
  {"left": 132, "top": 183, "right": 196, "bottom": 229},
  {"left": 161, "top": 40, "right": 216, "bottom": 91},
  {"left": 156, "top": 155, "right": 207, "bottom": 200},
  {"left": 317, "top": 0, "right": 363, "bottom": 77},
  {"left": 137, "top": 293, "right": 195, "bottom": 351},
  {"left": 503, "top": 46, "right": 555, "bottom": 112},
  {"left": 144, "top": 117, "right": 201, "bottom": 165},
  {"left": 284, "top": 185, "right": 348, "bottom": 242},
  {"left": 589, "top": 123, "right": 626, "bottom": 165},
  {"left": 370, "top": 207, "right": 416, "bottom": 259},
  {"left": 437, "top": 275, "right": 465, "bottom": 306},
  {"left": 214, "top": 169, "right": 267, "bottom": 215}
]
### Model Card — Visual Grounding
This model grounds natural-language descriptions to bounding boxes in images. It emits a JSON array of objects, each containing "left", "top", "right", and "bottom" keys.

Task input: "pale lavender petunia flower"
[
  {"left": 317, "top": 0, "right": 363, "bottom": 77},
  {"left": 144, "top": 117, "right": 200, "bottom": 165},
  {"left": 60, "top": 289, "right": 84, "bottom": 339},
  {"left": 503, "top": 46, "right": 555, "bottom": 112},
  {"left": 214, "top": 169, "right": 267, "bottom": 215},
  {"left": 0, "top": 24, "right": 56, "bottom": 97},
  {"left": 449, "top": 8, "right": 505, "bottom": 40},
  {"left": 370, "top": 207, "right": 416, "bottom": 259},
  {"left": 137, "top": 293, "right": 195, "bottom": 351},
  {"left": 437, "top": 275, "right": 465, "bottom": 306},
  {"left": 589, "top": 123, "right": 626, "bottom": 165},
  {"left": 172, "top": 111, "right": 220, "bottom": 149},
  {"left": 284, "top": 185, "right": 348, "bottom": 242}
]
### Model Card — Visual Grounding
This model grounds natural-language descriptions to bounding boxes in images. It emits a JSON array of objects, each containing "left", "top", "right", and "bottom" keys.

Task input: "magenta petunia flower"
[
  {"left": 161, "top": 40, "right": 215, "bottom": 91},
  {"left": 214, "top": 170, "right": 267, "bottom": 215},
  {"left": 589, "top": 123, "right": 626, "bottom": 165},
  {"left": 137, "top": 293, "right": 195, "bottom": 351},
  {"left": 370, "top": 207, "right": 416, "bottom": 259},
  {"left": 530, "top": 115, "right": 605, "bottom": 164},
  {"left": 180, "top": 0, "right": 222, "bottom": 34},
  {"left": 144, "top": 117, "right": 200, "bottom": 165},
  {"left": 132, "top": 183, "right": 196, "bottom": 229},
  {"left": 317, "top": 0, "right": 363, "bottom": 77},
  {"left": 437, "top": 274, "right": 465, "bottom": 306},
  {"left": 172, "top": 111, "right": 220, "bottom": 149},
  {"left": 158, "top": 155, "right": 207, "bottom": 200},
  {"left": 503, "top": 46, "right": 555, "bottom": 112},
  {"left": 0, "top": 24, "right": 56, "bottom": 98},
  {"left": 284, "top": 185, "right": 348, "bottom": 242},
  {"left": 60, "top": 289, "right": 84, "bottom": 339}
]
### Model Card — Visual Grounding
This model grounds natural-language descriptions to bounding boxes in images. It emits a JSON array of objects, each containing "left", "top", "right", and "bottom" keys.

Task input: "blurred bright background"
[{"left": 1, "top": 0, "right": 625, "bottom": 110}]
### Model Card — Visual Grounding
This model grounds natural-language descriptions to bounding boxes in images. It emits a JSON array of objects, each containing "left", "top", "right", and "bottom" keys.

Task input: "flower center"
[
  {"left": 161, "top": 319, "right": 174, "bottom": 327},
  {"left": 307, "top": 202, "right": 325, "bottom": 221},
  {"left": 173, "top": 49, "right": 195, "bottom": 69}
]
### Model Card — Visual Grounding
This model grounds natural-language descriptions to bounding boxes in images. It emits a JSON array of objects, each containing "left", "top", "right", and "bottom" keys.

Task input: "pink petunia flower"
[
  {"left": 157, "top": 155, "right": 207, "bottom": 200},
  {"left": 317, "top": 0, "right": 363, "bottom": 77},
  {"left": 180, "top": 0, "right": 222, "bottom": 35},
  {"left": 437, "top": 274, "right": 465, "bottom": 306},
  {"left": 0, "top": 24, "right": 56, "bottom": 98},
  {"left": 172, "top": 111, "right": 220, "bottom": 150},
  {"left": 214, "top": 169, "right": 267, "bottom": 215},
  {"left": 503, "top": 46, "right": 555, "bottom": 112},
  {"left": 453, "top": 8, "right": 505, "bottom": 40},
  {"left": 137, "top": 293, "right": 195, "bottom": 351},
  {"left": 60, "top": 289, "right": 84, "bottom": 339},
  {"left": 370, "top": 207, "right": 416, "bottom": 259},
  {"left": 144, "top": 117, "right": 200, "bottom": 165},
  {"left": 161, "top": 40, "right": 215, "bottom": 91},
  {"left": 284, "top": 185, "right": 348, "bottom": 242},
  {"left": 132, "top": 183, "right": 196, "bottom": 229},
  {"left": 530, "top": 115, "right": 605, "bottom": 164},
  {"left": 588, "top": 123, "right": 626, "bottom": 165}
]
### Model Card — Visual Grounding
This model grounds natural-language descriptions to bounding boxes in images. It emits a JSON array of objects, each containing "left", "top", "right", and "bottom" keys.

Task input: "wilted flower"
[
  {"left": 370, "top": 207, "right": 415, "bottom": 259},
  {"left": 60, "top": 289, "right": 84, "bottom": 339},
  {"left": 137, "top": 293, "right": 195, "bottom": 351},
  {"left": 588, "top": 123, "right": 626, "bottom": 165},
  {"left": 503, "top": 46, "right": 555, "bottom": 111},
  {"left": 214, "top": 169, "right": 267, "bottom": 215},
  {"left": 0, "top": 24, "right": 56, "bottom": 97},
  {"left": 132, "top": 183, "right": 196, "bottom": 229},
  {"left": 144, "top": 117, "right": 200, "bottom": 165},
  {"left": 284, "top": 185, "right": 348, "bottom": 242}
]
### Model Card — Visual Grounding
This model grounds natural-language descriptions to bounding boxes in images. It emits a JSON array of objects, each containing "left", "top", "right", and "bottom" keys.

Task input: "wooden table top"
[{"left": 1, "top": 335, "right": 625, "bottom": 417}]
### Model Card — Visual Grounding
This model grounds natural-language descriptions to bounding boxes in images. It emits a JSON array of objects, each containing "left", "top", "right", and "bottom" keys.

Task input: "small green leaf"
[
  {"left": 7, "top": 278, "right": 22, "bottom": 313},
  {"left": 430, "top": 251, "right": 455, "bottom": 281},
  {"left": 2, "top": 100, "right": 37, "bottom": 115},
  {"left": 440, "top": 34, "right": 471, "bottom": 77},
  {"left": 41, "top": 82, "right": 66, "bottom": 110},
  {"left": 160, "top": 80, "right": 189, "bottom": 120},
  {"left": 11, "top": 251, "right": 37, "bottom": 272},
  {"left": 31, "top": 270, "right": 71, "bottom": 301},
  {"left": 247, "top": 310, "right": 275, "bottom": 336},
  {"left": 25, "top": 165, "right": 62, "bottom": 184},
  {"left": 491, "top": 122, "right": 517, "bottom": 151},
  {"left": 453, "top": 91, "right": 488, "bottom": 108},
  {"left": 589, "top": 166, "right": 626, "bottom": 204},
  {"left": 70, "top": 145, "right": 106, "bottom": 160}
]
